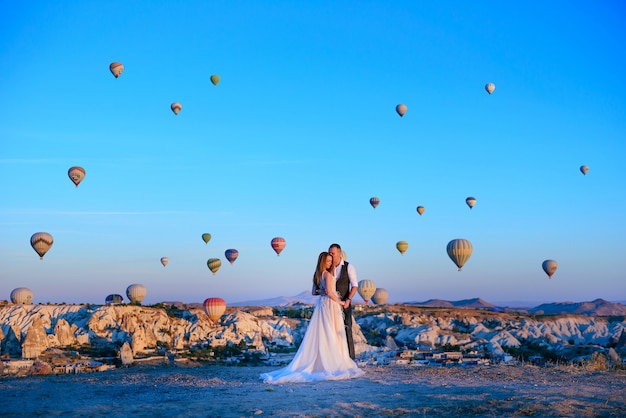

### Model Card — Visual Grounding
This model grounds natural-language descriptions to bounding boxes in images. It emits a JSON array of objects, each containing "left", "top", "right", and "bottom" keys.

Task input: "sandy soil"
[{"left": 1, "top": 363, "right": 625, "bottom": 417}]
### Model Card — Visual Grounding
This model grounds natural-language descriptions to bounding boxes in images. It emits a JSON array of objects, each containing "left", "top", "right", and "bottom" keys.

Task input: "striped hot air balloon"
[
  {"left": 357, "top": 280, "right": 376, "bottom": 303},
  {"left": 109, "top": 62, "right": 124, "bottom": 78},
  {"left": 30, "top": 232, "right": 53, "bottom": 260},
  {"left": 447, "top": 239, "right": 473, "bottom": 271},
  {"left": 105, "top": 294, "right": 124, "bottom": 305},
  {"left": 271, "top": 237, "right": 286, "bottom": 255},
  {"left": 126, "top": 284, "right": 147, "bottom": 304},
  {"left": 207, "top": 258, "right": 222, "bottom": 274},
  {"left": 369, "top": 197, "right": 380, "bottom": 209},
  {"left": 10, "top": 287, "right": 33, "bottom": 304},
  {"left": 372, "top": 288, "right": 389, "bottom": 305},
  {"left": 203, "top": 297, "right": 226, "bottom": 322},
  {"left": 68, "top": 166, "right": 86, "bottom": 187}
]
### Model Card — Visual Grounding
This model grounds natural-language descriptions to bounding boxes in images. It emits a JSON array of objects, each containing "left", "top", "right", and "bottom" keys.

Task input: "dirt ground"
[{"left": 1, "top": 363, "right": 625, "bottom": 417}]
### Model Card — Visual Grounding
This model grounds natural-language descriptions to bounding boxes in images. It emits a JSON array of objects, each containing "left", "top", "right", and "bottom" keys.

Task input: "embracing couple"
[{"left": 260, "top": 243, "right": 364, "bottom": 383}]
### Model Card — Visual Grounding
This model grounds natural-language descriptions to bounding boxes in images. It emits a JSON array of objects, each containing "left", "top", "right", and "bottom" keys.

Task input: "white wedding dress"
[{"left": 260, "top": 275, "right": 364, "bottom": 384}]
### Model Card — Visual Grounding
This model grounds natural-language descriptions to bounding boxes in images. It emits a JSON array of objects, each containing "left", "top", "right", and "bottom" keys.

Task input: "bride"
[{"left": 260, "top": 252, "right": 364, "bottom": 383}]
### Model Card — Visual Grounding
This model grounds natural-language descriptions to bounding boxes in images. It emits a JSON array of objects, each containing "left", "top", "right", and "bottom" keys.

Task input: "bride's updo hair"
[{"left": 313, "top": 251, "right": 331, "bottom": 287}]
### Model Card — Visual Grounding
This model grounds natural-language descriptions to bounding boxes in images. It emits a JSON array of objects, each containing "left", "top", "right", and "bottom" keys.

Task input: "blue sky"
[{"left": 1, "top": 1, "right": 625, "bottom": 306}]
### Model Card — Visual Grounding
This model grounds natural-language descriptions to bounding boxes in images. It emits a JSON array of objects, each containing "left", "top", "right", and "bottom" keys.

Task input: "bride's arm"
[{"left": 323, "top": 271, "right": 344, "bottom": 306}]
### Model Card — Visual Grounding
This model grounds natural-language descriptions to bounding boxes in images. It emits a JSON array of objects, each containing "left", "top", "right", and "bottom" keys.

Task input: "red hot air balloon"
[
  {"left": 68, "top": 166, "right": 86, "bottom": 187},
  {"left": 203, "top": 297, "right": 226, "bottom": 322},
  {"left": 271, "top": 237, "right": 286, "bottom": 255}
]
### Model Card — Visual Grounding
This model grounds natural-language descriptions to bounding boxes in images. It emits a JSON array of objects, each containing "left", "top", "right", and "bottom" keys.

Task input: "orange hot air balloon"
[
  {"left": 271, "top": 237, "right": 286, "bottom": 255},
  {"left": 225, "top": 249, "right": 239, "bottom": 264},
  {"left": 30, "top": 232, "right": 53, "bottom": 260},
  {"left": 210, "top": 75, "right": 220, "bottom": 86},
  {"left": 396, "top": 104, "right": 407, "bottom": 117},
  {"left": 171, "top": 102, "right": 182, "bottom": 115},
  {"left": 109, "top": 62, "right": 124, "bottom": 78},
  {"left": 203, "top": 297, "right": 226, "bottom": 322},
  {"left": 68, "top": 166, "right": 86, "bottom": 187},
  {"left": 160, "top": 257, "right": 168, "bottom": 267},
  {"left": 485, "top": 83, "right": 495, "bottom": 94},
  {"left": 369, "top": 197, "right": 380, "bottom": 209},
  {"left": 416, "top": 206, "right": 425, "bottom": 216}
]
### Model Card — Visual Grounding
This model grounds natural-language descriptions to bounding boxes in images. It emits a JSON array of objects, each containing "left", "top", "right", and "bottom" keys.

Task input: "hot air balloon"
[
  {"left": 485, "top": 83, "right": 495, "bottom": 94},
  {"left": 109, "top": 62, "right": 124, "bottom": 78},
  {"left": 357, "top": 280, "right": 376, "bottom": 303},
  {"left": 30, "top": 232, "right": 53, "bottom": 260},
  {"left": 371, "top": 288, "right": 388, "bottom": 305},
  {"left": 466, "top": 197, "right": 476, "bottom": 209},
  {"left": 202, "top": 233, "right": 212, "bottom": 244},
  {"left": 10, "top": 287, "right": 33, "bottom": 304},
  {"left": 542, "top": 259, "right": 558, "bottom": 279},
  {"left": 203, "top": 297, "right": 226, "bottom": 322},
  {"left": 160, "top": 257, "right": 169, "bottom": 267},
  {"left": 580, "top": 165, "right": 589, "bottom": 175},
  {"left": 396, "top": 241, "right": 409, "bottom": 255},
  {"left": 68, "top": 166, "right": 86, "bottom": 187},
  {"left": 447, "top": 239, "right": 473, "bottom": 271},
  {"left": 416, "top": 206, "right": 425, "bottom": 216},
  {"left": 271, "top": 237, "right": 286, "bottom": 255},
  {"left": 105, "top": 294, "right": 124, "bottom": 305},
  {"left": 207, "top": 258, "right": 222, "bottom": 274},
  {"left": 210, "top": 75, "right": 220, "bottom": 86},
  {"left": 126, "top": 284, "right": 147, "bottom": 304},
  {"left": 171, "top": 102, "right": 182, "bottom": 115},
  {"left": 369, "top": 197, "right": 380, "bottom": 209},
  {"left": 396, "top": 104, "right": 407, "bottom": 117},
  {"left": 225, "top": 249, "right": 239, "bottom": 265}
]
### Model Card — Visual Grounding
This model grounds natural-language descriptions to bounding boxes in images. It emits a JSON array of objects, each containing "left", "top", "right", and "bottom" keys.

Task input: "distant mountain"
[
  {"left": 406, "top": 297, "right": 498, "bottom": 309},
  {"left": 230, "top": 291, "right": 317, "bottom": 307},
  {"left": 528, "top": 298, "right": 626, "bottom": 316}
]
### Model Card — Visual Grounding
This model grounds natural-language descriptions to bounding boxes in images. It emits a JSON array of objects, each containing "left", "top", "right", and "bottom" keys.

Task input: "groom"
[{"left": 328, "top": 243, "right": 358, "bottom": 359}]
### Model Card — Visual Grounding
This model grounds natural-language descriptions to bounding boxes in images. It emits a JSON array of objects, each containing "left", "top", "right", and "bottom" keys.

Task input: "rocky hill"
[{"left": 1, "top": 302, "right": 624, "bottom": 369}]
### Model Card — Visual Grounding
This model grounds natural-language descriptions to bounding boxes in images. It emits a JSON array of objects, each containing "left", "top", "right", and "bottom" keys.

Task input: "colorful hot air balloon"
[
  {"left": 160, "top": 257, "right": 168, "bottom": 267},
  {"left": 225, "top": 249, "right": 239, "bottom": 265},
  {"left": 396, "top": 104, "right": 407, "bottom": 117},
  {"left": 202, "top": 233, "right": 212, "bottom": 244},
  {"left": 271, "top": 237, "right": 286, "bottom": 256},
  {"left": 357, "top": 280, "right": 376, "bottom": 303},
  {"left": 485, "top": 83, "right": 495, "bottom": 94},
  {"left": 126, "top": 284, "right": 146, "bottom": 304},
  {"left": 210, "top": 75, "right": 220, "bottom": 86},
  {"left": 466, "top": 197, "right": 476, "bottom": 209},
  {"left": 105, "top": 294, "right": 124, "bottom": 305},
  {"left": 447, "top": 239, "right": 473, "bottom": 271},
  {"left": 371, "top": 288, "right": 389, "bottom": 305},
  {"left": 369, "top": 197, "right": 380, "bottom": 209},
  {"left": 171, "top": 102, "right": 182, "bottom": 115},
  {"left": 68, "top": 166, "right": 86, "bottom": 187},
  {"left": 109, "top": 62, "right": 124, "bottom": 78},
  {"left": 207, "top": 258, "right": 222, "bottom": 274},
  {"left": 580, "top": 165, "right": 589, "bottom": 175},
  {"left": 542, "top": 259, "right": 558, "bottom": 279},
  {"left": 30, "top": 232, "right": 53, "bottom": 260},
  {"left": 396, "top": 241, "right": 409, "bottom": 255},
  {"left": 10, "top": 287, "right": 33, "bottom": 304},
  {"left": 203, "top": 297, "right": 226, "bottom": 322}
]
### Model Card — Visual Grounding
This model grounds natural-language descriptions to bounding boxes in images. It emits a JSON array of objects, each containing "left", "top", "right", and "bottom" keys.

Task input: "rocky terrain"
[{"left": 1, "top": 299, "right": 625, "bottom": 374}]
